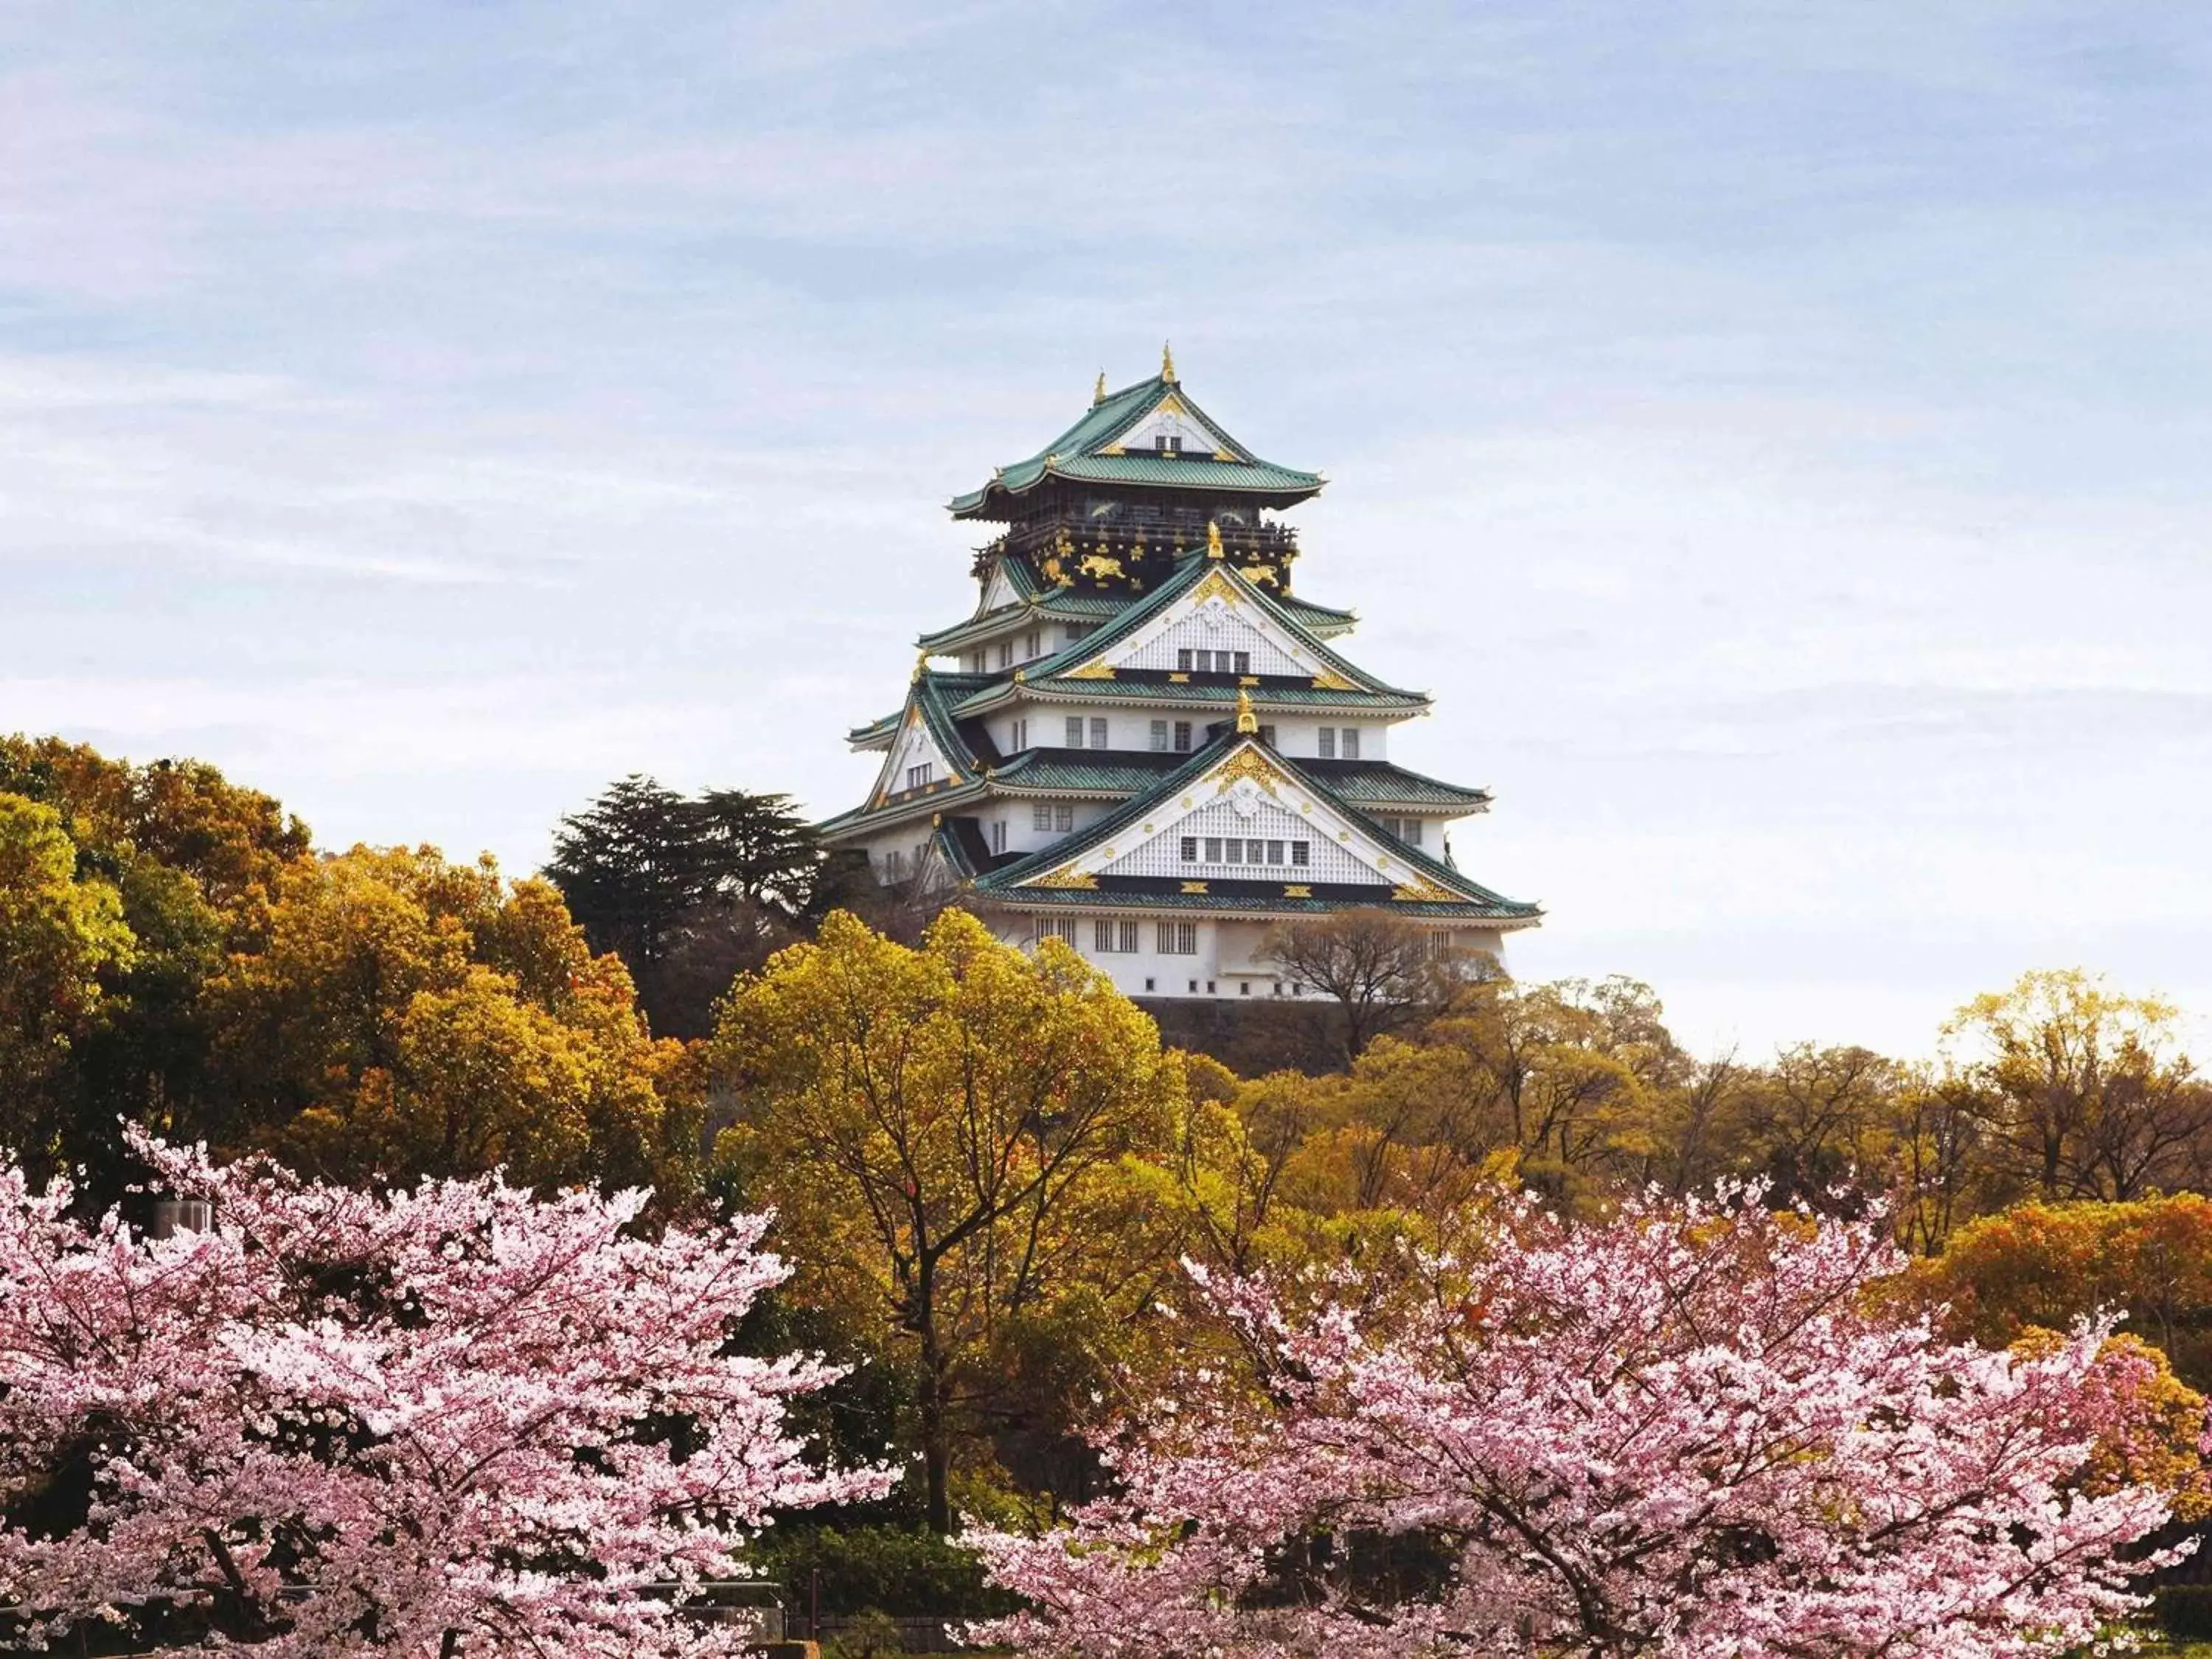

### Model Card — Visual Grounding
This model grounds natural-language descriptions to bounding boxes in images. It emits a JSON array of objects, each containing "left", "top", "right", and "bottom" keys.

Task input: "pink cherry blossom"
[
  {"left": 0, "top": 1130, "right": 888, "bottom": 1656},
  {"left": 967, "top": 1187, "right": 2185, "bottom": 1659}
]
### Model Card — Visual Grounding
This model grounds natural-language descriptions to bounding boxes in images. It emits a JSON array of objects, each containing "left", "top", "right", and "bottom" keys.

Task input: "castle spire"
[
  {"left": 1234, "top": 687, "right": 1258, "bottom": 734},
  {"left": 1161, "top": 341, "right": 1177, "bottom": 384},
  {"left": 1093, "top": 369, "right": 1107, "bottom": 406}
]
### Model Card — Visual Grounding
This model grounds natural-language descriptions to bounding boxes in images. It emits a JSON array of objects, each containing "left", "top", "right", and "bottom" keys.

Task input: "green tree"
[
  {"left": 712, "top": 909, "right": 1180, "bottom": 1531},
  {"left": 0, "top": 737, "right": 311, "bottom": 1194},
  {"left": 547, "top": 775, "right": 822, "bottom": 1037},
  {"left": 0, "top": 794, "right": 135, "bottom": 1167}
]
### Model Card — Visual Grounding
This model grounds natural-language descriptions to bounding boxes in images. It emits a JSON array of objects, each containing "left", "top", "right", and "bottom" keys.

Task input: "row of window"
[
  {"left": 1377, "top": 815, "right": 1424, "bottom": 845},
  {"left": 1181, "top": 836, "right": 1311, "bottom": 867},
  {"left": 905, "top": 762, "right": 933, "bottom": 790},
  {"left": 1032, "top": 802, "right": 1076, "bottom": 831},
  {"left": 964, "top": 622, "right": 1102, "bottom": 676},
  {"left": 1062, "top": 717, "right": 1285, "bottom": 753},
  {"left": 1176, "top": 648, "right": 1251, "bottom": 675},
  {"left": 1006, "top": 716, "right": 1353, "bottom": 757},
  {"left": 1035, "top": 918, "right": 1199, "bottom": 955}
]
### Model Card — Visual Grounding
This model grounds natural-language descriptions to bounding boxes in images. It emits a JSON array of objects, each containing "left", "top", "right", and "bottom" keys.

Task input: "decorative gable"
[
  {"left": 978, "top": 562, "right": 1025, "bottom": 613},
  {"left": 872, "top": 705, "right": 964, "bottom": 805},
  {"left": 1064, "top": 566, "right": 1360, "bottom": 686},
  {"left": 1013, "top": 742, "right": 1454, "bottom": 899},
  {"left": 1100, "top": 391, "right": 1233, "bottom": 460}
]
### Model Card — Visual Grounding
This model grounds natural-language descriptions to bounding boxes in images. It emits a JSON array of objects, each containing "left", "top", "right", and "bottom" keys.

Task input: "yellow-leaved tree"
[
  {"left": 711, "top": 909, "right": 1181, "bottom": 1531},
  {"left": 206, "top": 845, "right": 700, "bottom": 1196}
]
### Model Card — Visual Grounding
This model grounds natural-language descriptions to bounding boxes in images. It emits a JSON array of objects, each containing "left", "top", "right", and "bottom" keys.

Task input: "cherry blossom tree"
[
  {"left": 0, "top": 1131, "right": 888, "bottom": 1656},
  {"left": 967, "top": 1189, "right": 2188, "bottom": 1659}
]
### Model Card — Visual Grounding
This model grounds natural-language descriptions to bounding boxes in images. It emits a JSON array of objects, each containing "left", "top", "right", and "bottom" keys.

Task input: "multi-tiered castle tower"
[{"left": 818, "top": 350, "right": 1540, "bottom": 1001}]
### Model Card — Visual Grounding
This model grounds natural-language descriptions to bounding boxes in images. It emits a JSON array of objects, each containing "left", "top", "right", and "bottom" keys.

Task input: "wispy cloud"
[{"left": 3, "top": 0, "right": 2209, "bottom": 1057}]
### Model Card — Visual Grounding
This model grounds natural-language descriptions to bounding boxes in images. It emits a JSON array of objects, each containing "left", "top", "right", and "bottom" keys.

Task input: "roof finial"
[
  {"left": 1234, "top": 687, "right": 1258, "bottom": 735},
  {"left": 1093, "top": 369, "right": 1107, "bottom": 406},
  {"left": 912, "top": 650, "right": 929, "bottom": 684},
  {"left": 1206, "top": 519, "right": 1225, "bottom": 560},
  {"left": 1161, "top": 340, "right": 1177, "bottom": 384}
]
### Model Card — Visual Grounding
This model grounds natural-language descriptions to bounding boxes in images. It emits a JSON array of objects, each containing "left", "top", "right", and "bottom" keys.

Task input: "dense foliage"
[
  {"left": 969, "top": 1192, "right": 2180, "bottom": 1659},
  {"left": 0, "top": 1130, "right": 885, "bottom": 1656},
  {"left": 8, "top": 737, "right": 2212, "bottom": 1651}
]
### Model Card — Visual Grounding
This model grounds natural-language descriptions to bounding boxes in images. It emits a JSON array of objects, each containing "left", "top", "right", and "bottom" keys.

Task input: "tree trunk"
[{"left": 916, "top": 1256, "right": 953, "bottom": 1534}]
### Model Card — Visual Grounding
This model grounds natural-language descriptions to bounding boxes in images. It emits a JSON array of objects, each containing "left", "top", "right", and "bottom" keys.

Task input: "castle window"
[
  {"left": 905, "top": 762, "right": 933, "bottom": 790},
  {"left": 1173, "top": 720, "right": 1192, "bottom": 752},
  {"left": 1180, "top": 836, "right": 1198, "bottom": 862},
  {"left": 1025, "top": 630, "right": 1041, "bottom": 657},
  {"left": 1177, "top": 648, "right": 1192, "bottom": 672},
  {"left": 1266, "top": 840, "right": 1284, "bottom": 865},
  {"left": 1258, "top": 724, "right": 1276, "bottom": 747},
  {"left": 1065, "top": 717, "right": 1085, "bottom": 748},
  {"left": 1246, "top": 839, "right": 1265, "bottom": 863},
  {"left": 1317, "top": 728, "right": 1336, "bottom": 759},
  {"left": 1340, "top": 727, "right": 1361, "bottom": 759},
  {"left": 1203, "top": 837, "right": 1222, "bottom": 861},
  {"left": 1093, "top": 919, "right": 1140, "bottom": 953},
  {"left": 1158, "top": 921, "right": 1197, "bottom": 954},
  {"left": 1033, "top": 804, "right": 1053, "bottom": 830},
  {"left": 1225, "top": 839, "right": 1242, "bottom": 864},
  {"left": 1054, "top": 804, "right": 1074, "bottom": 832},
  {"left": 991, "top": 820, "right": 1007, "bottom": 854},
  {"left": 1090, "top": 717, "right": 1107, "bottom": 748},
  {"left": 1034, "top": 917, "right": 1078, "bottom": 945},
  {"left": 997, "top": 641, "right": 1012, "bottom": 669},
  {"left": 1010, "top": 717, "right": 1029, "bottom": 751},
  {"left": 1233, "top": 651, "right": 1251, "bottom": 675},
  {"left": 1290, "top": 841, "right": 1310, "bottom": 866},
  {"left": 1150, "top": 720, "right": 1170, "bottom": 751}
]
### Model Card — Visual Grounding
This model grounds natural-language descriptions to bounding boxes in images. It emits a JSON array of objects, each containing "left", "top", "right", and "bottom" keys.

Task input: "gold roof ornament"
[
  {"left": 1093, "top": 369, "right": 1107, "bottom": 406},
  {"left": 911, "top": 651, "right": 929, "bottom": 683},
  {"left": 1161, "top": 340, "right": 1177, "bottom": 383},
  {"left": 1206, "top": 519, "right": 1224, "bottom": 559},
  {"left": 1234, "top": 686, "right": 1259, "bottom": 734}
]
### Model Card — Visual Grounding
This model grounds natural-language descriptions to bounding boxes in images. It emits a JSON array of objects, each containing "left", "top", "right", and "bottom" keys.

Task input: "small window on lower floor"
[
  {"left": 1054, "top": 803, "right": 1075, "bottom": 832},
  {"left": 1144, "top": 978, "right": 1155, "bottom": 992},
  {"left": 1032, "top": 804, "right": 1053, "bottom": 830}
]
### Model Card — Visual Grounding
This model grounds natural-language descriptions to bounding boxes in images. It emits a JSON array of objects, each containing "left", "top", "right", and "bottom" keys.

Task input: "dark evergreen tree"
[{"left": 545, "top": 776, "right": 823, "bottom": 1038}]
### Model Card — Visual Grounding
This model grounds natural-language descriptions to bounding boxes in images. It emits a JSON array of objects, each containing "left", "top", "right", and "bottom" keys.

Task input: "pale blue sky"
[{"left": 4, "top": 1, "right": 2210, "bottom": 1058}]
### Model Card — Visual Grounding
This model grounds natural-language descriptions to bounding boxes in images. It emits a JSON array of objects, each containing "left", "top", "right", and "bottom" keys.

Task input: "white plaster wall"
[
  {"left": 1119, "top": 610, "right": 1307, "bottom": 678},
  {"left": 1102, "top": 796, "right": 1388, "bottom": 884},
  {"left": 985, "top": 911, "right": 1512, "bottom": 1000}
]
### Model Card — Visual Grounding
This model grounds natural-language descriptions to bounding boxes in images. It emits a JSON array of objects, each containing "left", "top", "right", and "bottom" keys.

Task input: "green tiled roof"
[
  {"left": 970, "top": 734, "right": 1538, "bottom": 922},
  {"left": 949, "top": 374, "right": 1323, "bottom": 521},
  {"left": 915, "top": 589, "right": 1135, "bottom": 655},
  {"left": 917, "top": 580, "right": 1354, "bottom": 656},
  {"left": 947, "top": 553, "right": 1420, "bottom": 712},
  {"left": 956, "top": 675, "right": 1430, "bottom": 716},
  {"left": 992, "top": 748, "right": 1489, "bottom": 810},
  {"left": 847, "top": 672, "right": 994, "bottom": 748}
]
